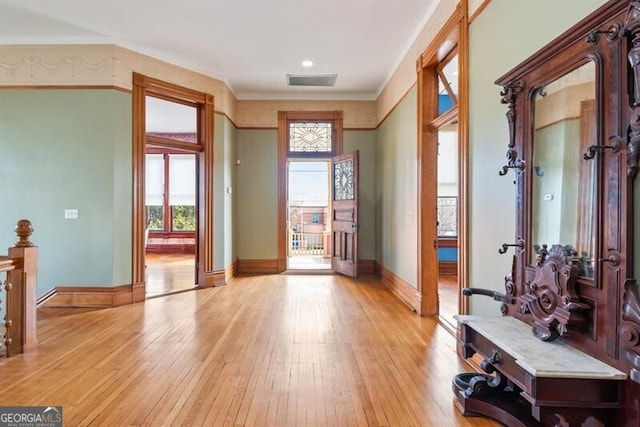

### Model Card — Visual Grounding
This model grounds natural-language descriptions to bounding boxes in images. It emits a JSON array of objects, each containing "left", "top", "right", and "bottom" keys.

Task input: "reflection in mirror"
[
  {"left": 530, "top": 61, "right": 596, "bottom": 278},
  {"left": 438, "top": 54, "right": 458, "bottom": 115}
]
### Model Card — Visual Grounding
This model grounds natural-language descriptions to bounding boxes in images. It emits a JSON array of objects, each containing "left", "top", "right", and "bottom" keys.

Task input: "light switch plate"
[{"left": 64, "top": 209, "right": 79, "bottom": 219}]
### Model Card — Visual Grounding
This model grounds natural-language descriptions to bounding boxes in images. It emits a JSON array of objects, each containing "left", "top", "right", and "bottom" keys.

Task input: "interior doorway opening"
[
  {"left": 416, "top": 8, "right": 468, "bottom": 324},
  {"left": 132, "top": 73, "right": 215, "bottom": 302},
  {"left": 437, "top": 121, "right": 459, "bottom": 326},
  {"left": 144, "top": 96, "right": 198, "bottom": 297},
  {"left": 287, "top": 160, "right": 332, "bottom": 271}
]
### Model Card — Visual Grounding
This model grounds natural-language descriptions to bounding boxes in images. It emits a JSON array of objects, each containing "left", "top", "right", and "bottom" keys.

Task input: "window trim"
[{"left": 145, "top": 149, "right": 197, "bottom": 236}]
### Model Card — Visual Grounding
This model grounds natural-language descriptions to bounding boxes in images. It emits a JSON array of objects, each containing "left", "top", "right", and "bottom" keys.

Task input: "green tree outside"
[{"left": 146, "top": 205, "right": 196, "bottom": 231}]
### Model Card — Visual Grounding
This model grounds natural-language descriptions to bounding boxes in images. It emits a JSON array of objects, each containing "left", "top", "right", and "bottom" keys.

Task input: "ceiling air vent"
[{"left": 287, "top": 74, "right": 337, "bottom": 87}]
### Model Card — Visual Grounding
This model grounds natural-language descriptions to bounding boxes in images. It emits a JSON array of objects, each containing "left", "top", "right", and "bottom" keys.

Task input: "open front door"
[{"left": 331, "top": 150, "right": 359, "bottom": 277}]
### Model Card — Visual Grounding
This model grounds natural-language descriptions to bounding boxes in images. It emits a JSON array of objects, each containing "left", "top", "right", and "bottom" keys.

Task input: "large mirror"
[
  {"left": 486, "top": 4, "right": 638, "bottom": 416},
  {"left": 530, "top": 60, "right": 597, "bottom": 278}
]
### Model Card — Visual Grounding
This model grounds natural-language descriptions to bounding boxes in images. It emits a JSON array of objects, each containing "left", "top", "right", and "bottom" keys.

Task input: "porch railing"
[
  {"left": 288, "top": 232, "right": 331, "bottom": 257},
  {"left": 0, "top": 219, "right": 38, "bottom": 358}
]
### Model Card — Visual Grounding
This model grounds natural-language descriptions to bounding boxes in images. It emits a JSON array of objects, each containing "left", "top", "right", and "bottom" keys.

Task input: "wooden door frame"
[
  {"left": 277, "top": 111, "right": 343, "bottom": 272},
  {"left": 132, "top": 73, "right": 215, "bottom": 301},
  {"left": 416, "top": 2, "right": 469, "bottom": 316}
]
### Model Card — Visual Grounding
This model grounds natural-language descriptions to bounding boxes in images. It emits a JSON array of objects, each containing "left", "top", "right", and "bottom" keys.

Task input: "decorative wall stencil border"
[
  {"left": 1, "top": 0, "right": 477, "bottom": 130},
  {"left": 0, "top": 55, "right": 113, "bottom": 79},
  {"left": 236, "top": 99, "right": 376, "bottom": 129},
  {"left": 0, "top": 44, "right": 375, "bottom": 128},
  {"left": 115, "top": 47, "right": 236, "bottom": 118},
  {"left": 0, "top": 44, "right": 237, "bottom": 122},
  {"left": 0, "top": 45, "right": 116, "bottom": 83}
]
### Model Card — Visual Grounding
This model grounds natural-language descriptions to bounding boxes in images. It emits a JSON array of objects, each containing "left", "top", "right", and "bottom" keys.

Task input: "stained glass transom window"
[
  {"left": 289, "top": 122, "right": 332, "bottom": 153},
  {"left": 334, "top": 159, "right": 354, "bottom": 201}
]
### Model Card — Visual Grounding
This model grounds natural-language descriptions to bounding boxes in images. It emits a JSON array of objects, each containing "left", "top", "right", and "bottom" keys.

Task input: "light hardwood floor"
[
  {"left": 145, "top": 252, "right": 196, "bottom": 297},
  {"left": 439, "top": 275, "right": 460, "bottom": 327},
  {"left": 1, "top": 274, "right": 498, "bottom": 426}
]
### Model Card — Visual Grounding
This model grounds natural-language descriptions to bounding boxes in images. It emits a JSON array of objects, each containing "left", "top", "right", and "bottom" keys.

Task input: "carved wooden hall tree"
[{"left": 454, "top": 1, "right": 640, "bottom": 425}]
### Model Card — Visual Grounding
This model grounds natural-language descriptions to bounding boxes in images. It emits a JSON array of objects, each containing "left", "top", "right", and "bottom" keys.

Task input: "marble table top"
[{"left": 455, "top": 315, "right": 627, "bottom": 380}]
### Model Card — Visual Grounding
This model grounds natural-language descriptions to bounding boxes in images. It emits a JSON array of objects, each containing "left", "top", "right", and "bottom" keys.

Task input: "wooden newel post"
[{"left": 7, "top": 219, "right": 38, "bottom": 355}]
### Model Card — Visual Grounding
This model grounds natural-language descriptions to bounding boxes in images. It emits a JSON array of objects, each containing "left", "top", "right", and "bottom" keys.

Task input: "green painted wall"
[
  {"left": 531, "top": 120, "right": 580, "bottom": 250},
  {"left": 344, "top": 130, "right": 376, "bottom": 261},
  {"left": 236, "top": 129, "right": 279, "bottom": 260},
  {"left": 214, "top": 114, "right": 237, "bottom": 269},
  {"left": 222, "top": 115, "right": 237, "bottom": 267},
  {"left": 0, "top": 89, "right": 132, "bottom": 297},
  {"left": 234, "top": 128, "right": 378, "bottom": 263},
  {"left": 468, "top": 0, "right": 607, "bottom": 315},
  {"left": 375, "top": 88, "right": 418, "bottom": 288}
]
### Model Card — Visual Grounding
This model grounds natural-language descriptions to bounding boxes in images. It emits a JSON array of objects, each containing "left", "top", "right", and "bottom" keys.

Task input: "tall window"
[{"left": 145, "top": 150, "right": 196, "bottom": 232}]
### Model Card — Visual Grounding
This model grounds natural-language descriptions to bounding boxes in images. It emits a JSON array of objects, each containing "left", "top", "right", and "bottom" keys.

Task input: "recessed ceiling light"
[{"left": 302, "top": 60, "right": 313, "bottom": 67}]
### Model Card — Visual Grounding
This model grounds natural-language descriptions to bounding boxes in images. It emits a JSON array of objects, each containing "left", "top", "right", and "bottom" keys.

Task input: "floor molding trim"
[
  {"left": 211, "top": 269, "right": 227, "bottom": 287},
  {"left": 359, "top": 259, "right": 377, "bottom": 275},
  {"left": 36, "top": 288, "right": 57, "bottom": 307},
  {"left": 226, "top": 262, "right": 236, "bottom": 282},
  {"left": 202, "top": 271, "right": 216, "bottom": 287},
  {"left": 236, "top": 259, "right": 280, "bottom": 275},
  {"left": 438, "top": 261, "right": 458, "bottom": 275},
  {"left": 376, "top": 263, "right": 421, "bottom": 312},
  {"left": 42, "top": 285, "right": 134, "bottom": 308}
]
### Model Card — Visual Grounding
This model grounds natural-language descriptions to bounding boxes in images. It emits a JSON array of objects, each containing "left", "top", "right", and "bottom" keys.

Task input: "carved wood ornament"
[
  {"left": 520, "top": 245, "right": 590, "bottom": 341},
  {"left": 627, "top": 1, "right": 640, "bottom": 179},
  {"left": 498, "top": 81, "right": 525, "bottom": 176},
  {"left": 621, "top": 280, "right": 640, "bottom": 382},
  {"left": 621, "top": 0, "right": 640, "bottom": 387},
  {"left": 457, "top": 1, "right": 640, "bottom": 425}
]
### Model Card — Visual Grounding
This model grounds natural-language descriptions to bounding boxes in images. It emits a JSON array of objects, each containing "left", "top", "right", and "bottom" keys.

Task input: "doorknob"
[{"left": 598, "top": 251, "right": 621, "bottom": 266}]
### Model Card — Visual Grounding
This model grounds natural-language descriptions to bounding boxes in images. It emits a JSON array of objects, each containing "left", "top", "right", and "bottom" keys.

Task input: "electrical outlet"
[{"left": 64, "top": 209, "right": 79, "bottom": 219}]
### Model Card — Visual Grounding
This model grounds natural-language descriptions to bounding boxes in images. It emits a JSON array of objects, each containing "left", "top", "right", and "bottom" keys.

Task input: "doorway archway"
[{"left": 131, "top": 73, "right": 215, "bottom": 301}]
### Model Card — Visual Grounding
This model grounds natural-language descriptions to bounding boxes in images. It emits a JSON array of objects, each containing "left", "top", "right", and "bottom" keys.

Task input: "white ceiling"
[{"left": 0, "top": 0, "right": 440, "bottom": 100}]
